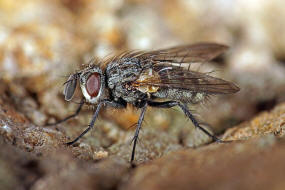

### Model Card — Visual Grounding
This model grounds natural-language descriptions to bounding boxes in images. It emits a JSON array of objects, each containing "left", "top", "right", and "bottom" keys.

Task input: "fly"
[{"left": 48, "top": 43, "right": 240, "bottom": 163}]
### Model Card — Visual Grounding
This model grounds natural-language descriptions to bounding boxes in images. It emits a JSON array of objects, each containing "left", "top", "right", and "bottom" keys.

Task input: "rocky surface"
[
  {"left": 121, "top": 104, "right": 285, "bottom": 190},
  {"left": 121, "top": 136, "right": 285, "bottom": 190},
  {"left": 1, "top": 0, "right": 285, "bottom": 189},
  {"left": 1, "top": 91, "right": 285, "bottom": 189}
]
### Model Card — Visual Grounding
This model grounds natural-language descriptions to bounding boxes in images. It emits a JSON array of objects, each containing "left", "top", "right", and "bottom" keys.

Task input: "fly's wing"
[
  {"left": 134, "top": 65, "right": 240, "bottom": 94},
  {"left": 128, "top": 43, "right": 239, "bottom": 94},
  {"left": 136, "top": 43, "right": 229, "bottom": 64}
]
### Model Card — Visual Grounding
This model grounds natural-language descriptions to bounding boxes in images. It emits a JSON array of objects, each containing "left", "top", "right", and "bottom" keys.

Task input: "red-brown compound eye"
[{"left": 86, "top": 73, "right": 101, "bottom": 97}]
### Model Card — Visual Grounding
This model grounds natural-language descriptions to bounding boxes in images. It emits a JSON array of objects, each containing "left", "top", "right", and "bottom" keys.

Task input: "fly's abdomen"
[{"left": 152, "top": 88, "right": 205, "bottom": 104}]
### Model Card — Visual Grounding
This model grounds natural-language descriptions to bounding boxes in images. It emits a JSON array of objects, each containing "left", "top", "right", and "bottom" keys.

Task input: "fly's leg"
[
  {"left": 66, "top": 100, "right": 126, "bottom": 145},
  {"left": 66, "top": 101, "right": 103, "bottom": 145},
  {"left": 131, "top": 103, "right": 148, "bottom": 164},
  {"left": 177, "top": 103, "right": 223, "bottom": 142},
  {"left": 45, "top": 99, "right": 85, "bottom": 126},
  {"left": 147, "top": 101, "right": 223, "bottom": 143}
]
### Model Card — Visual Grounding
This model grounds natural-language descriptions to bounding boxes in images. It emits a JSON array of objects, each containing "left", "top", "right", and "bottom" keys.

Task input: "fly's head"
[{"left": 63, "top": 66, "right": 105, "bottom": 104}]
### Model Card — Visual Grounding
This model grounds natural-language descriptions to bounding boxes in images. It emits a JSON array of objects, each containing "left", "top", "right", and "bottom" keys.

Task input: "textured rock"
[
  {"left": 120, "top": 103, "right": 285, "bottom": 190},
  {"left": 223, "top": 103, "right": 285, "bottom": 140},
  {"left": 31, "top": 155, "right": 130, "bottom": 190},
  {"left": 121, "top": 136, "right": 285, "bottom": 190},
  {"left": 109, "top": 128, "right": 182, "bottom": 164}
]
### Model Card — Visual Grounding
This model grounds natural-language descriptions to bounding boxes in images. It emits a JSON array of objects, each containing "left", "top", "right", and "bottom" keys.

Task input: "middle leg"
[{"left": 131, "top": 102, "right": 148, "bottom": 163}]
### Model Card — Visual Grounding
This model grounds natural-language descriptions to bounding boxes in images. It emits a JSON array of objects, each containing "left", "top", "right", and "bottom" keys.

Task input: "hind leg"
[{"left": 147, "top": 100, "right": 223, "bottom": 142}]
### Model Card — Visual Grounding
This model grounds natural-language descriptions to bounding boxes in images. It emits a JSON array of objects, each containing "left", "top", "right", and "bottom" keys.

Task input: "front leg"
[
  {"left": 148, "top": 100, "right": 223, "bottom": 142},
  {"left": 45, "top": 98, "right": 85, "bottom": 126},
  {"left": 66, "top": 99, "right": 126, "bottom": 145}
]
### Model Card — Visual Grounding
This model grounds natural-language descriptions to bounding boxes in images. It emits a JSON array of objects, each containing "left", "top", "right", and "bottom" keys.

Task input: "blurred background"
[
  {"left": 1, "top": 0, "right": 285, "bottom": 189},
  {"left": 1, "top": 0, "right": 285, "bottom": 157}
]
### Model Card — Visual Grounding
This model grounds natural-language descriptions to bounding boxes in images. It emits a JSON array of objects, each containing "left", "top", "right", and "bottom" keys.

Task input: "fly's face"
[{"left": 63, "top": 66, "right": 105, "bottom": 104}]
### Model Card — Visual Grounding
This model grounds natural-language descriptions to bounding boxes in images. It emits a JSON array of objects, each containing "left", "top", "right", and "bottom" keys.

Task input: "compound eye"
[{"left": 86, "top": 73, "right": 101, "bottom": 97}]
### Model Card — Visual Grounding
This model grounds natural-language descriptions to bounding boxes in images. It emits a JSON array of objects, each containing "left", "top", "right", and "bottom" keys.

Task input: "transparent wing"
[
  {"left": 105, "top": 43, "right": 228, "bottom": 67},
  {"left": 137, "top": 43, "right": 228, "bottom": 64},
  {"left": 133, "top": 65, "right": 239, "bottom": 94},
  {"left": 128, "top": 43, "right": 238, "bottom": 94}
]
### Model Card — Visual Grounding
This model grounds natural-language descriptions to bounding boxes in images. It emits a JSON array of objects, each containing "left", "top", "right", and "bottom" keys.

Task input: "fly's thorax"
[
  {"left": 105, "top": 58, "right": 141, "bottom": 87},
  {"left": 79, "top": 66, "right": 105, "bottom": 104},
  {"left": 105, "top": 58, "right": 150, "bottom": 105}
]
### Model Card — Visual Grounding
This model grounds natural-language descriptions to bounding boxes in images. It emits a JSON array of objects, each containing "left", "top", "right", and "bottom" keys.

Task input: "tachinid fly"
[{"left": 49, "top": 43, "right": 240, "bottom": 163}]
